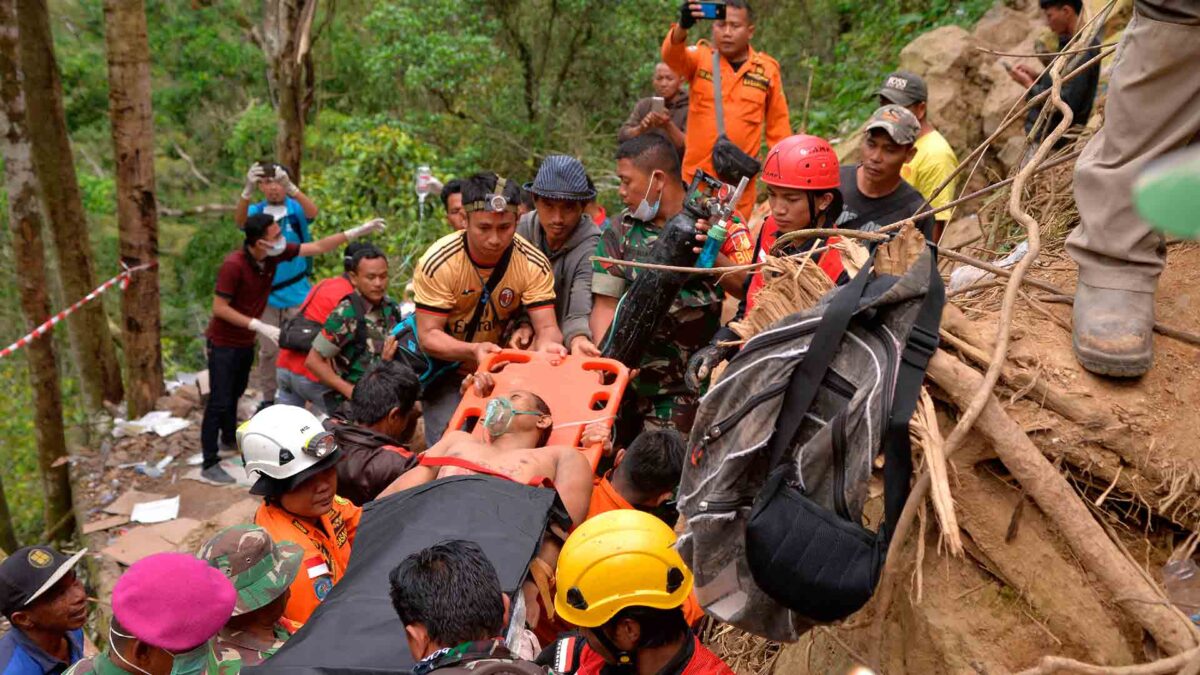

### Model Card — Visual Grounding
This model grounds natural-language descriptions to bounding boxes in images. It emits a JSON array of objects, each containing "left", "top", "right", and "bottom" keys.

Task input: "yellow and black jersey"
[{"left": 413, "top": 231, "right": 556, "bottom": 344}]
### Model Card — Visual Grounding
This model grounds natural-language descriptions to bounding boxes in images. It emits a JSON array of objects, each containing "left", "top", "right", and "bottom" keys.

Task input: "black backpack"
[{"left": 677, "top": 248, "right": 944, "bottom": 641}]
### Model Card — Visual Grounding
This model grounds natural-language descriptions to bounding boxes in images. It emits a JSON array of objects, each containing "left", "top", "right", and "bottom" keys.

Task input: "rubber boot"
[{"left": 1072, "top": 282, "right": 1154, "bottom": 378}]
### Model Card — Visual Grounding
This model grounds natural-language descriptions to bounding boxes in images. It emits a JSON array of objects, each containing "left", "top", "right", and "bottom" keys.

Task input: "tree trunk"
[
  {"left": 103, "top": 0, "right": 163, "bottom": 418},
  {"left": 260, "top": 0, "right": 316, "bottom": 183},
  {"left": 0, "top": 0, "right": 76, "bottom": 542},
  {"left": 16, "top": 0, "right": 124, "bottom": 412},
  {"left": 0, "top": 473, "right": 18, "bottom": 554}
]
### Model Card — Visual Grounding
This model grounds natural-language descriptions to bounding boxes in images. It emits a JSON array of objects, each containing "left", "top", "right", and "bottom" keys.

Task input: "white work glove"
[
  {"left": 275, "top": 167, "right": 300, "bottom": 196},
  {"left": 344, "top": 218, "right": 387, "bottom": 241},
  {"left": 241, "top": 163, "right": 267, "bottom": 200},
  {"left": 248, "top": 318, "right": 280, "bottom": 345}
]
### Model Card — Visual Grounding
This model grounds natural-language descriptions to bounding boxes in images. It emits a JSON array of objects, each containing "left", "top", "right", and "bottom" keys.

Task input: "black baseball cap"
[
  {"left": 876, "top": 70, "right": 928, "bottom": 107},
  {"left": 0, "top": 545, "right": 86, "bottom": 616}
]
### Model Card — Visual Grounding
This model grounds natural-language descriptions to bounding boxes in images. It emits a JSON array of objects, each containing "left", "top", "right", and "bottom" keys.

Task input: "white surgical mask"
[
  {"left": 109, "top": 627, "right": 210, "bottom": 675},
  {"left": 630, "top": 172, "right": 662, "bottom": 221},
  {"left": 265, "top": 237, "right": 287, "bottom": 257}
]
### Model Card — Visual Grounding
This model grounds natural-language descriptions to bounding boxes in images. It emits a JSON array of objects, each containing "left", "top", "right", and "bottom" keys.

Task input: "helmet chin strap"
[
  {"left": 806, "top": 192, "right": 819, "bottom": 229},
  {"left": 591, "top": 625, "right": 636, "bottom": 671}
]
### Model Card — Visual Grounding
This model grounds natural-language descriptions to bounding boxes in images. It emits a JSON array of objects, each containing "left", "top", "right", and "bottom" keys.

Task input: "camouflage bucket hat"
[{"left": 198, "top": 524, "right": 303, "bottom": 616}]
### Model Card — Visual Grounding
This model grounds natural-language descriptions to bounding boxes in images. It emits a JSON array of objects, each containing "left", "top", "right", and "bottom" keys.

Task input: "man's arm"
[
  {"left": 764, "top": 69, "right": 792, "bottom": 150},
  {"left": 662, "top": 7, "right": 701, "bottom": 81},
  {"left": 235, "top": 163, "right": 264, "bottom": 227},
  {"left": 376, "top": 432, "right": 469, "bottom": 498},
  {"left": 298, "top": 218, "right": 387, "bottom": 257},
  {"left": 416, "top": 311, "right": 500, "bottom": 364},
  {"left": 298, "top": 231, "right": 349, "bottom": 257},
  {"left": 552, "top": 448, "right": 596, "bottom": 527},
  {"left": 590, "top": 294, "right": 618, "bottom": 347},
  {"left": 234, "top": 199, "right": 250, "bottom": 227},
  {"left": 529, "top": 307, "right": 567, "bottom": 356},
  {"left": 305, "top": 349, "right": 353, "bottom": 400},
  {"left": 563, "top": 249, "right": 598, "bottom": 354},
  {"left": 715, "top": 252, "right": 746, "bottom": 298},
  {"left": 664, "top": 118, "right": 687, "bottom": 151},
  {"left": 212, "top": 294, "right": 254, "bottom": 330},
  {"left": 618, "top": 99, "right": 651, "bottom": 143},
  {"left": 292, "top": 190, "right": 319, "bottom": 220}
]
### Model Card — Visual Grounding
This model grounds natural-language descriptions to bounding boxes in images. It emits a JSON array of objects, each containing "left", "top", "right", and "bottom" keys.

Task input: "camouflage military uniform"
[
  {"left": 65, "top": 645, "right": 222, "bottom": 675},
  {"left": 198, "top": 524, "right": 302, "bottom": 671},
  {"left": 412, "top": 640, "right": 543, "bottom": 674},
  {"left": 592, "top": 211, "right": 725, "bottom": 434},
  {"left": 311, "top": 292, "right": 403, "bottom": 406},
  {"left": 211, "top": 624, "right": 290, "bottom": 672},
  {"left": 61, "top": 652, "right": 117, "bottom": 675}
]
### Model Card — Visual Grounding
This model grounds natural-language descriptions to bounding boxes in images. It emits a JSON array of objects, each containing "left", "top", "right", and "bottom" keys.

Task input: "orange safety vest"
[
  {"left": 559, "top": 634, "right": 734, "bottom": 675},
  {"left": 584, "top": 476, "right": 705, "bottom": 627},
  {"left": 254, "top": 496, "right": 361, "bottom": 626},
  {"left": 661, "top": 31, "right": 791, "bottom": 218}
]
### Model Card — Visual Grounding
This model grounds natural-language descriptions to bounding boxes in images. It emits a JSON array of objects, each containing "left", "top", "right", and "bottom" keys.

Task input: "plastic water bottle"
[
  {"left": 415, "top": 165, "right": 433, "bottom": 221},
  {"left": 696, "top": 221, "right": 728, "bottom": 268},
  {"left": 1163, "top": 559, "right": 1200, "bottom": 625}
]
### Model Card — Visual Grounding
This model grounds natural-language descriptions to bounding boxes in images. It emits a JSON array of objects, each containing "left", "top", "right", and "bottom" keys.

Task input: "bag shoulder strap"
[
  {"left": 711, "top": 48, "right": 728, "bottom": 137},
  {"left": 463, "top": 244, "right": 515, "bottom": 343},
  {"left": 294, "top": 277, "right": 332, "bottom": 318},
  {"left": 347, "top": 291, "right": 370, "bottom": 352},
  {"left": 764, "top": 257, "right": 875, "bottom": 472},
  {"left": 879, "top": 251, "right": 944, "bottom": 541}
]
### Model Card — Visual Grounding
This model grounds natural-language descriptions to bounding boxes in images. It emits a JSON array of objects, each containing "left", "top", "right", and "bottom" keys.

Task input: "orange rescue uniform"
[
  {"left": 586, "top": 475, "right": 705, "bottom": 627},
  {"left": 661, "top": 30, "right": 791, "bottom": 217},
  {"left": 255, "top": 495, "right": 361, "bottom": 626}
]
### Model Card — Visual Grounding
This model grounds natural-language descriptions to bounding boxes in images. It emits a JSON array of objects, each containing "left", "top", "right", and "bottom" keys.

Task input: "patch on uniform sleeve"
[
  {"left": 743, "top": 72, "right": 770, "bottom": 91},
  {"left": 723, "top": 228, "right": 754, "bottom": 265},
  {"left": 334, "top": 496, "right": 349, "bottom": 506},
  {"left": 697, "top": 69, "right": 712, "bottom": 81},
  {"left": 313, "top": 576, "right": 334, "bottom": 601}
]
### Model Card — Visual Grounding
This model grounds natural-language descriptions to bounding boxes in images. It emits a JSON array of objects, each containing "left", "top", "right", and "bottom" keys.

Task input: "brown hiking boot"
[{"left": 1072, "top": 282, "right": 1154, "bottom": 377}]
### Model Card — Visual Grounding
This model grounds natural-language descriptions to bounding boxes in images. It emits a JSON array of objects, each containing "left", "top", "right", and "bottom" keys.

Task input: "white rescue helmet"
[{"left": 237, "top": 405, "right": 340, "bottom": 496}]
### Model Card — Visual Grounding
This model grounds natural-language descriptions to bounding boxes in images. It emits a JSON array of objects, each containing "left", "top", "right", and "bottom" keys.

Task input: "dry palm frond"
[
  {"left": 699, "top": 617, "right": 782, "bottom": 675},
  {"left": 834, "top": 237, "right": 871, "bottom": 278},
  {"left": 875, "top": 223, "right": 926, "bottom": 276},
  {"left": 909, "top": 387, "right": 963, "bottom": 557},
  {"left": 729, "top": 255, "right": 834, "bottom": 340}
]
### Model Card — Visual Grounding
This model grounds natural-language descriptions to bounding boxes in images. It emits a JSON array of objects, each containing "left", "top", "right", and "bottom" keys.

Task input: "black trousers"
[{"left": 200, "top": 341, "right": 255, "bottom": 468}]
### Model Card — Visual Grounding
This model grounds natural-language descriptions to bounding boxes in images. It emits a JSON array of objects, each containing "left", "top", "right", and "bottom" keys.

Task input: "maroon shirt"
[{"left": 205, "top": 243, "right": 301, "bottom": 348}]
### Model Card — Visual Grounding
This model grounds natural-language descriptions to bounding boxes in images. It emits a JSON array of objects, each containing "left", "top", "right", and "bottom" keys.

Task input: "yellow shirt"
[
  {"left": 901, "top": 130, "right": 959, "bottom": 223},
  {"left": 413, "top": 231, "right": 556, "bottom": 344}
]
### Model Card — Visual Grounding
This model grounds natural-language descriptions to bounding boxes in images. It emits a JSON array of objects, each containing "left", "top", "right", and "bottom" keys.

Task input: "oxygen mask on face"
[{"left": 482, "top": 396, "right": 543, "bottom": 439}]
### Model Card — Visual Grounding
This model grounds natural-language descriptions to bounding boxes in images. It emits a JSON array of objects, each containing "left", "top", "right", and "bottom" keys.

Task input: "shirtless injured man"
[{"left": 380, "top": 374, "right": 596, "bottom": 526}]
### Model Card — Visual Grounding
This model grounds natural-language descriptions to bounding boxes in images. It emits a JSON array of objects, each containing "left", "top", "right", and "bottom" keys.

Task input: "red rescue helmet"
[{"left": 761, "top": 135, "right": 840, "bottom": 191}]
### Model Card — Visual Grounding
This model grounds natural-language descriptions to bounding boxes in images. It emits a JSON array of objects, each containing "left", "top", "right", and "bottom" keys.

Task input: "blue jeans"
[{"left": 276, "top": 368, "right": 332, "bottom": 416}]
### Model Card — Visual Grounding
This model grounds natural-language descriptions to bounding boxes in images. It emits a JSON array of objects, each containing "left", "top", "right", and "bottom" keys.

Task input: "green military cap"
[{"left": 198, "top": 524, "right": 302, "bottom": 616}]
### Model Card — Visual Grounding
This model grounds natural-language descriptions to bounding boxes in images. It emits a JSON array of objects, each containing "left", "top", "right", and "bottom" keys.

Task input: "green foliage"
[
  {"left": 224, "top": 102, "right": 278, "bottom": 166},
  {"left": 304, "top": 113, "right": 464, "bottom": 281},
  {"left": 0, "top": 0, "right": 1004, "bottom": 542}
]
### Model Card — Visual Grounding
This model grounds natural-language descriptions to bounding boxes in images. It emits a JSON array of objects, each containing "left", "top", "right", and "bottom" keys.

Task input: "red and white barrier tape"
[{"left": 0, "top": 261, "right": 157, "bottom": 361}]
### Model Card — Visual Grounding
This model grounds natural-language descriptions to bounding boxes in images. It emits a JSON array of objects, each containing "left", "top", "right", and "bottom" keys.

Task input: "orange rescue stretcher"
[{"left": 446, "top": 350, "right": 631, "bottom": 471}]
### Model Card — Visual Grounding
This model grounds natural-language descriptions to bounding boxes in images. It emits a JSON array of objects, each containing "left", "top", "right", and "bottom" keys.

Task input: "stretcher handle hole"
[{"left": 590, "top": 393, "right": 610, "bottom": 411}]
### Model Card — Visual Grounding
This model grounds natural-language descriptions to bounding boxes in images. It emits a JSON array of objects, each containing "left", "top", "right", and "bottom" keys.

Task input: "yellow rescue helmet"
[{"left": 554, "top": 510, "right": 694, "bottom": 628}]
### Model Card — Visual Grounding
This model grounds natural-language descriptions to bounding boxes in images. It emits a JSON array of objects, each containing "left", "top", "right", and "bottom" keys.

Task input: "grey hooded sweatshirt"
[{"left": 516, "top": 210, "right": 600, "bottom": 345}]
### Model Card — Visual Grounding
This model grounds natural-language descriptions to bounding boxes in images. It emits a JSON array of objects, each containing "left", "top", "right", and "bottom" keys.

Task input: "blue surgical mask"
[{"left": 630, "top": 171, "right": 662, "bottom": 221}]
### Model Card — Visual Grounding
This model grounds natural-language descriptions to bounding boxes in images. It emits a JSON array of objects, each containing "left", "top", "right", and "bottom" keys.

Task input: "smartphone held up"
[{"left": 696, "top": 1, "right": 726, "bottom": 20}]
